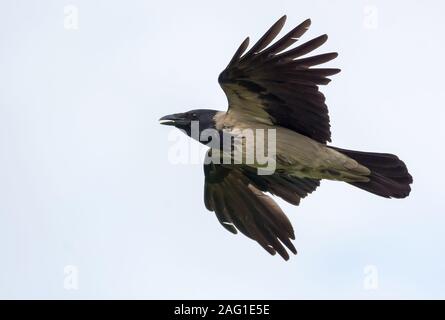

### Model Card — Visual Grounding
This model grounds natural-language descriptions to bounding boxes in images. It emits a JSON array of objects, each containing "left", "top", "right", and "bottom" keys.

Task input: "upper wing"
[
  {"left": 218, "top": 15, "right": 340, "bottom": 143},
  {"left": 203, "top": 151, "right": 319, "bottom": 260}
]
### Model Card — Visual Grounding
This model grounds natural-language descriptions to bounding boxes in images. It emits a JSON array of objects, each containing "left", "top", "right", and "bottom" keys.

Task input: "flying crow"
[{"left": 159, "top": 16, "right": 412, "bottom": 260}]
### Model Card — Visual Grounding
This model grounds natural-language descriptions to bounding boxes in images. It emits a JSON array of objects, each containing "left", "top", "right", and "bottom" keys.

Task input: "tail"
[{"left": 330, "top": 147, "right": 413, "bottom": 199}]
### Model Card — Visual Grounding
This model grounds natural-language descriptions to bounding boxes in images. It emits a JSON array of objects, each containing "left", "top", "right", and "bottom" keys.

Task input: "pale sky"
[{"left": 0, "top": 0, "right": 444, "bottom": 299}]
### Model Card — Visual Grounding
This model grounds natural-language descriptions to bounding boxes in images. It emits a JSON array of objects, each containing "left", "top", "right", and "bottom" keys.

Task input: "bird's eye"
[{"left": 192, "top": 113, "right": 197, "bottom": 119}]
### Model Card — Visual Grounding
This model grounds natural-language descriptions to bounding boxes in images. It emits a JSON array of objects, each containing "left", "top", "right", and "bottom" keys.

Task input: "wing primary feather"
[
  {"left": 212, "top": 186, "right": 238, "bottom": 234},
  {"left": 241, "top": 15, "right": 287, "bottom": 61},
  {"left": 259, "top": 19, "right": 312, "bottom": 57},
  {"left": 203, "top": 182, "right": 213, "bottom": 211},
  {"left": 231, "top": 184, "right": 286, "bottom": 257},
  {"left": 256, "top": 223, "right": 290, "bottom": 260},
  {"left": 236, "top": 183, "right": 296, "bottom": 258},
  {"left": 292, "top": 52, "right": 339, "bottom": 67},
  {"left": 227, "top": 37, "right": 250, "bottom": 68},
  {"left": 250, "top": 186, "right": 296, "bottom": 240},
  {"left": 265, "top": 34, "right": 328, "bottom": 66}
]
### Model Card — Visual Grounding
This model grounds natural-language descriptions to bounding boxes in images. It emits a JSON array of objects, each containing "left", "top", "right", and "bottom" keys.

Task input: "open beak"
[{"left": 159, "top": 114, "right": 181, "bottom": 126}]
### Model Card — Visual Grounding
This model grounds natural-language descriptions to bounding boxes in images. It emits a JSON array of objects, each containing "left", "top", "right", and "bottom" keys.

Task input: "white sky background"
[{"left": 0, "top": 0, "right": 444, "bottom": 299}]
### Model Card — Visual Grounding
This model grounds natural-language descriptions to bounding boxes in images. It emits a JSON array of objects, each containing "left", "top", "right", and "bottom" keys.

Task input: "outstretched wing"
[
  {"left": 218, "top": 15, "right": 340, "bottom": 143},
  {"left": 203, "top": 151, "right": 319, "bottom": 260}
]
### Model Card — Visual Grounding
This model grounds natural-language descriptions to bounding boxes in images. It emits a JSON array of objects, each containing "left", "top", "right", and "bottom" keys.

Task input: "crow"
[{"left": 159, "top": 16, "right": 412, "bottom": 260}]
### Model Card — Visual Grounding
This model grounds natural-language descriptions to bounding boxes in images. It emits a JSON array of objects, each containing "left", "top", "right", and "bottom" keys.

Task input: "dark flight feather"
[
  {"left": 259, "top": 18, "right": 311, "bottom": 58},
  {"left": 241, "top": 15, "right": 287, "bottom": 61},
  {"left": 292, "top": 52, "right": 339, "bottom": 67},
  {"left": 227, "top": 37, "right": 250, "bottom": 68},
  {"left": 268, "top": 34, "right": 328, "bottom": 63}
]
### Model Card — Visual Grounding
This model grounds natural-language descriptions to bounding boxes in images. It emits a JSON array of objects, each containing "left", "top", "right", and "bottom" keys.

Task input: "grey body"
[{"left": 214, "top": 111, "right": 370, "bottom": 182}]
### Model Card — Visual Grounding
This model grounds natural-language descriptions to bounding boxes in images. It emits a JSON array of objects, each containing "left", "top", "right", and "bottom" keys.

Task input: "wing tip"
[
  {"left": 278, "top": 249, "right": 290, "bottom": 261},
  {"left": 303, "top": 18, "right": 311, "bottom": 27},
  {"left": 278, "top": 15, "right": 287, "bottom": 24}
]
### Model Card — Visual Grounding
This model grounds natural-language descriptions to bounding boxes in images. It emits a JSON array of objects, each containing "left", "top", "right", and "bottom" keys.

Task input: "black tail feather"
[{"left": 330, "top": 147, "right": 413, "bottom": 199}]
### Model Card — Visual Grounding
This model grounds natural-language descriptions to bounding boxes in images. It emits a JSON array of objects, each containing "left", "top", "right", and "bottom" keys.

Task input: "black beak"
[{"left": 159, "top": 113, "right": 186, "bottom": 126}]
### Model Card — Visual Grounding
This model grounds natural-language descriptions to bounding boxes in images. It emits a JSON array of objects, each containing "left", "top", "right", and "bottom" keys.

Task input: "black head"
[{"left": 159, "top": 109, "right": 219, "bottom": 139}]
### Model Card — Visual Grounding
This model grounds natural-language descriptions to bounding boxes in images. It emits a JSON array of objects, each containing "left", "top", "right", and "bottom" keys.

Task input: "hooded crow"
[{"left": 159, "top": 16, "right": 412, "bottom": 260}]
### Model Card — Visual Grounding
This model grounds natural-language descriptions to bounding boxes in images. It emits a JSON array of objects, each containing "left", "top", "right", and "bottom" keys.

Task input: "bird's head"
[{"left": 159, "top": 109, "right": 219, "bottom": 140}]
